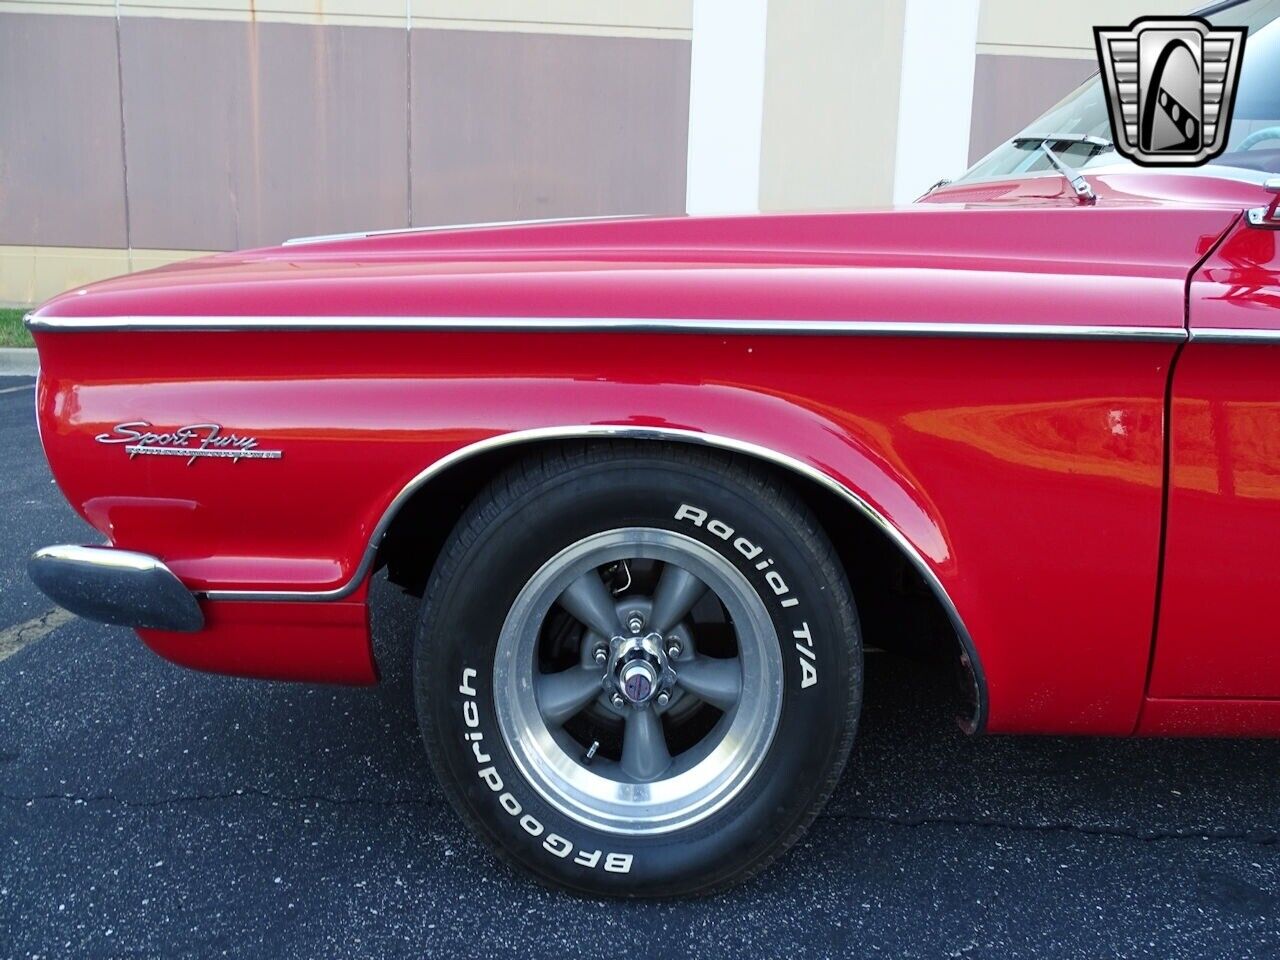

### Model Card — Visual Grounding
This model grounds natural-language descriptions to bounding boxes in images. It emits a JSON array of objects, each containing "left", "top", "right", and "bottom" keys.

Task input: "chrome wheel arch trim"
[
  {"left": 25, "top": 313, "right": 1186, "bottom": 341},
  {"left": 200, "top": 424, "right": 989, "bottom": 732}
]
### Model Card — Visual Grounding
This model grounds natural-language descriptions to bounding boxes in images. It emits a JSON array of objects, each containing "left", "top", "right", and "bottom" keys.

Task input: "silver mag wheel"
[
  {"left": 415, "top": 443, "right": 861, "bottom": 897},
  {"left": 493, "top": 528, "right": 784, "bottom": 835}
]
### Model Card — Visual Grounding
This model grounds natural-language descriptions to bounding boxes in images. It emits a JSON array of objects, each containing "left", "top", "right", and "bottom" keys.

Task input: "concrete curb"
[{"left": 0, "top": 349, "right": 38, "bottom": 377}]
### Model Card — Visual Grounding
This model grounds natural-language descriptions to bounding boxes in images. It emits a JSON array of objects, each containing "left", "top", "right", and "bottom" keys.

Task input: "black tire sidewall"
[{"left": 416, "top": 456, "right": 860, "bottom": 896}]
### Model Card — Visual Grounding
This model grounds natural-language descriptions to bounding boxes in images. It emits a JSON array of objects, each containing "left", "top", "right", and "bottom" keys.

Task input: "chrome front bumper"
[{"left": 28, "top": 545, "right": 204, "bottom": 632}]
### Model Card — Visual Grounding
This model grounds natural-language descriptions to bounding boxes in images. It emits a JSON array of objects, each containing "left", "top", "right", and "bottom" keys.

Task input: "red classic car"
[{"left": 23, "top": 0, "right": 1280, "bottom": 897}]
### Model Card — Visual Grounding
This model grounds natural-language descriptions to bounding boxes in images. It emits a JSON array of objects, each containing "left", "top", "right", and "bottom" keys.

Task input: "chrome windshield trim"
[
  {"left": 24, "top": 314, "right": 1188, "bottom": 341},
  {"left": 1191, "top": 327, "right": 1280, "bottom": 342},
  {"left": 282, "top": 214, "right": 643, "bottom": 246},
  {"left": 1194, "top": 0, "right": 1255, "bottom": 16},
  {"left": 200, "top": 423, "right": 988, "bottom": 731}
]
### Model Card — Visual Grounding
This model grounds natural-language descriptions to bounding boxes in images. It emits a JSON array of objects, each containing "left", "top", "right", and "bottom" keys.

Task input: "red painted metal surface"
[
  {"left": 137, "top": 590, "right": 375, "bottom": 685},
  {"left": 39, "top": 332, "right": 1176, "bottom": 727},
  {"left": 38, "top": 200, "right": 1235, "bottom": 327},
  {"left": 29, "top": 177, "right": 1280, "bottom": 734},
  {"left": 1149, "top": 221, "right": 1280, "bottom": 708}
]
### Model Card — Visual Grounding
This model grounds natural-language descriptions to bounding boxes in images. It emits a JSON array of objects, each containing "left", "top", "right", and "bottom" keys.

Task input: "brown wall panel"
[
  {"left": 120, "top": 17, "right": 409, "bottom": 250},
  {"left": 968, "top": 54, "right": 1096, "bottom": 164},
  {"left": 411, "top": 29, "right": 689, "bottom": 226},
  {"left": 0, "top": 13, "right": 127, "bottom": 248}
]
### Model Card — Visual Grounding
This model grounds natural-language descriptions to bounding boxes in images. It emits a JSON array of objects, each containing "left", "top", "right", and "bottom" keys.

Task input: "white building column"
[
  {"left": 892, "top": 0, "right": 981, "bottom": 204},
  {"left": 684, "top": 0, "right": 770, "bottom": 215}
]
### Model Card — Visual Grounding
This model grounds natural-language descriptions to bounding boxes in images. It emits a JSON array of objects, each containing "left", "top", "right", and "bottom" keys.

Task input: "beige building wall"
[
  {"left": 758, "top": 0, "right": 907, "bottom": 212},
  {"left": 0, "top": 246, "right": 212, "bottom": 308}
]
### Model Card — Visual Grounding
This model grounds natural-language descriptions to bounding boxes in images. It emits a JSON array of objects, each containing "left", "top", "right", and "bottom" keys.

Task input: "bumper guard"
[{"left": 28, "top": 545, "right": 204, "bottom": 632}]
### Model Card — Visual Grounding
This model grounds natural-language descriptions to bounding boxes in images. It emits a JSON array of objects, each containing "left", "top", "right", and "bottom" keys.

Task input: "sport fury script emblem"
[
  {"left": 1094, "top": 17, "right": 1246, "bottom": 166},
  {"left": 95, "top": 422, "right": 283, "bottom": 465}
]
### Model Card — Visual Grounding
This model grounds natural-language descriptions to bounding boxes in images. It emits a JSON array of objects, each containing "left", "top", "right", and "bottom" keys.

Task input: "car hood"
[{"left": 31, "top": 178, "right": 1252, "bottom": 323}]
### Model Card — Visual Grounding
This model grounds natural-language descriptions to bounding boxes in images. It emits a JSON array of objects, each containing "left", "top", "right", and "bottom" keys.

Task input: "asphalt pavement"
[{"left": 1, "top": 374, "right": 1279, "bottom": 959}]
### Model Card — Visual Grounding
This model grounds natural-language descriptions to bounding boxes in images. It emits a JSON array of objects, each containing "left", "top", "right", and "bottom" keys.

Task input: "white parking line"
[
  {"left": 0, "top": 383, "right": 35, "bottom": 395},
  {"left": 0, "top": 608, "right": 76, "bottom": 662}
]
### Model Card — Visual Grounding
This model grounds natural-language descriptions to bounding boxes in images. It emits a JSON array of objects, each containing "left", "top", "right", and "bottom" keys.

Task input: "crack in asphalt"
[
  {"left": 2, "top": 788, "right": 1277, "bottom": 847},
  {"left": 0, "top": 607, "right": 76, "bottom": 663}
]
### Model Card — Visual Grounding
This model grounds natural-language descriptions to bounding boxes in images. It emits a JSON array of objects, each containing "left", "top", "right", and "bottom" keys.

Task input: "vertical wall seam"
[
  {"left": 405, "top": 1, "right": 413, "bottom": 228},
  {"left": 113, "top": 0, "right": 133, "bottom": 271},
  {"left": 753, "top": 15, "right": 768, "bottom": 215}
]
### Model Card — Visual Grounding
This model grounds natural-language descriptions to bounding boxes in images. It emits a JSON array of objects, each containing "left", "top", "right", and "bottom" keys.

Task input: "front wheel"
[{"left": 414, "top": 443, "right": 861, "bottom": 896}]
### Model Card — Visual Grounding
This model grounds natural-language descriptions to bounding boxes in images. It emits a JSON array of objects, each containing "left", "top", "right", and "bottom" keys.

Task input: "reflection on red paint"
[{"left": 1152, "top": 218, "right": 1280, "bottom": 705}]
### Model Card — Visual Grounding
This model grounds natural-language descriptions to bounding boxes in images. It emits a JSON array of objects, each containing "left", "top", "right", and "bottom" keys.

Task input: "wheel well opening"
[
  {"left": 782, "top": 463, "right": 981, "bottom": 731},
  {"left": 375, "top": 436, "right": 981, "bottom": 729},
  {"left": 375, "top": 442, "right": 531, "bottom": 599}
]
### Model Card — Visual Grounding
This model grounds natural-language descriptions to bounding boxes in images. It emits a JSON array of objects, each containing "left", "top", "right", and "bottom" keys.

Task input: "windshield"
[{"left": 957, "top": 0, "right": 1280, "bottom": 184}]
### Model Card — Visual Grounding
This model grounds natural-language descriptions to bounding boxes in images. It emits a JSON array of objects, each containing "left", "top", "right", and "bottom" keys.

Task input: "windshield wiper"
[
  {"left": 1011, "top": 134, "right": 1111, "bottom": 204},
  {"left": 1012, "top": 133, "right": 1114, "bottom": 154},
  {"left": 1036, "top": 141, "right": 1097, "bottom": 205}
]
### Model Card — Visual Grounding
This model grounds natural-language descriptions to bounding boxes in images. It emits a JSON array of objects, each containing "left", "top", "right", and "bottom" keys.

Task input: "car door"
[{"left": 1150, "top": 215, "right": 1280, "bottom": 700}]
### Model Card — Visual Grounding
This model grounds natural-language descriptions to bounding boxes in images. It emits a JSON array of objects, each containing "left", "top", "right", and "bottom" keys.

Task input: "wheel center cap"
[{"left": 619, "top": 661, "right": 658, "bottom": 704}]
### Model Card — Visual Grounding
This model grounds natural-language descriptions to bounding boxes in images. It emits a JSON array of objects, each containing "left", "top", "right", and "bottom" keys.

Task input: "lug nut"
[
  {"left": 610, "top": 693, "right": 626, "bottom": 709},
  {"left": 656, "top": 691, "right": 670, "bottom": 707},
  {"left": 593, "top": 645, "right": 608, "bottom": 665},
  {"left": 666, "top": 640, "right": 682, "bottom": 659},
  {"left": 627, "top": 615, "right": 644, "bottom": 634}
]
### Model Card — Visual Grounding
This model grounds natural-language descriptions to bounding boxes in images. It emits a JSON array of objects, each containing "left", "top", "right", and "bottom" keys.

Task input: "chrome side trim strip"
[
  {"left": 1190, "top": 327, "right": 1280, "bottom": 343},
  {"left": 24, "top": 314, "right": 1189, "bottom": 341},
  {"left": 200, "top": 425, "right": 987, "bottom": 731}
]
